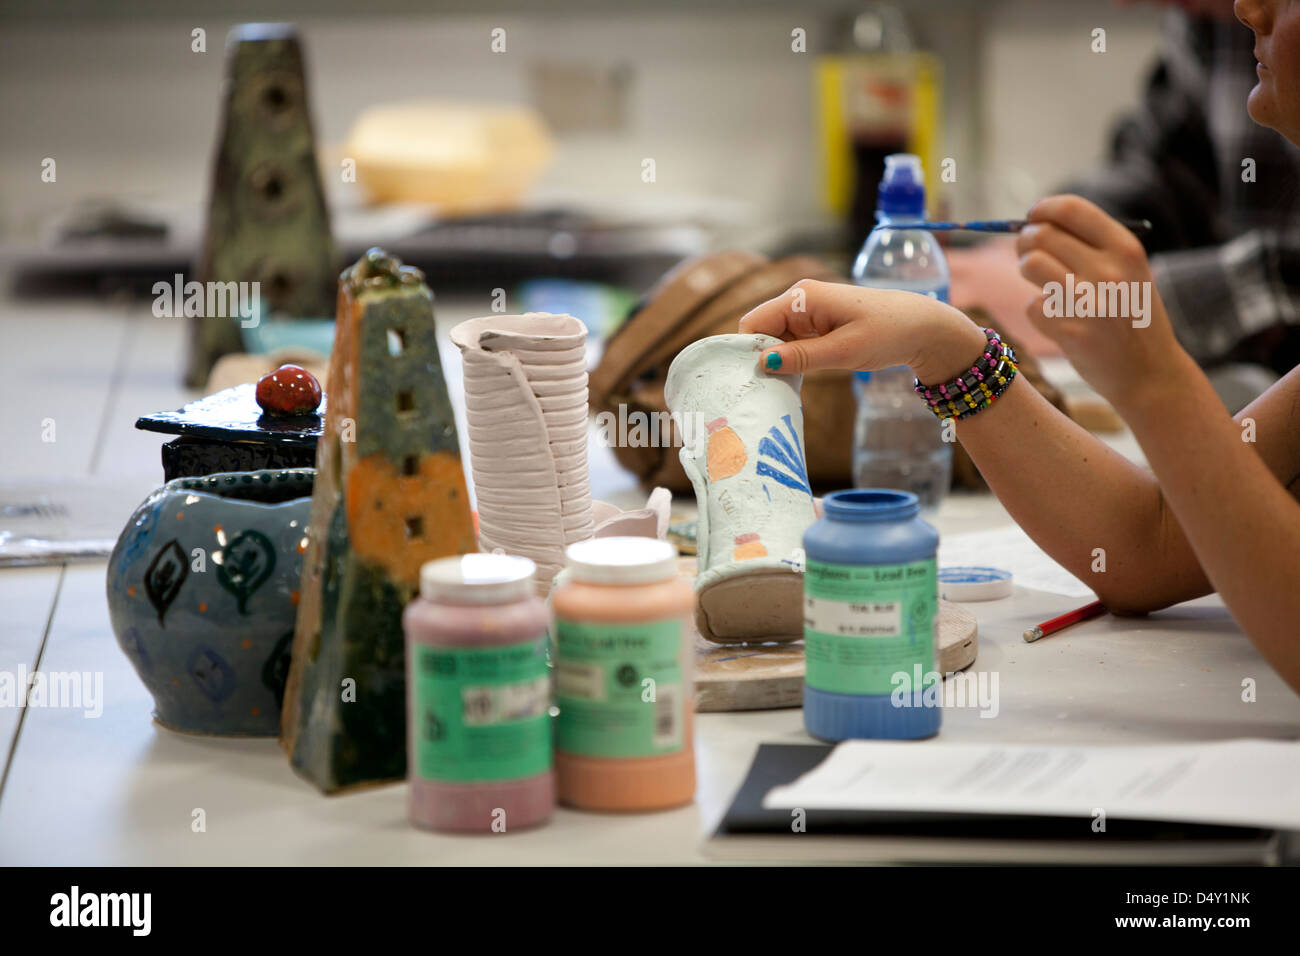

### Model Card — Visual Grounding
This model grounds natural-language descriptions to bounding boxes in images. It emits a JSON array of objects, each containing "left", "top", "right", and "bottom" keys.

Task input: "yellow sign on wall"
[{"left": 816, "top": 52, "right": 942, "bottom": 218}]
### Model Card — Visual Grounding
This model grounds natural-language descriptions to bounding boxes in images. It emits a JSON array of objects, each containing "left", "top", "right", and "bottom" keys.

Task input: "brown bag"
[{"left": 589, "top": 254, "right": 1066, "bottom": 492}]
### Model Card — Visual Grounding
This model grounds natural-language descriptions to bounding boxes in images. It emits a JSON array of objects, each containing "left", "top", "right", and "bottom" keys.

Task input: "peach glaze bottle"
[
  {"left": 552, "top": 537, "right": 696, "bottom": 811},
  {"left": 403, "top": 553, "right": 554, "bottom": 832}
]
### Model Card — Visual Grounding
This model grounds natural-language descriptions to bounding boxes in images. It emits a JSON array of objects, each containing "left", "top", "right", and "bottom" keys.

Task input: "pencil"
[
  {"left": 1022, "top": 600, "right": 1107, "bottom": 643},
  {"left": 877, "top": 218, "right": 1154, "bottom": 236}
]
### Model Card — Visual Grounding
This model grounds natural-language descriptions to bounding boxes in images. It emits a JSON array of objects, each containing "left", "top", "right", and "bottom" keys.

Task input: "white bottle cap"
[
  {"left": 565, "top": 536, "right": 678, "bottom": 585},
  {"left": 420, "top": 553, "right": 536, "bottom": 604}
]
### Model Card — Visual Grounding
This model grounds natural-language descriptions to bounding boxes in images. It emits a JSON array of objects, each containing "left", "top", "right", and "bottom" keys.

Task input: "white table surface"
[{"left": 2, "top": 293, "right": 1298, "bottom": 865}]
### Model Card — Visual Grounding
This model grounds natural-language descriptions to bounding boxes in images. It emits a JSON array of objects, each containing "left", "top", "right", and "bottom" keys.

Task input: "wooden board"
[{"left": 696, "top": 600, "right": 978, "bottom": 712}]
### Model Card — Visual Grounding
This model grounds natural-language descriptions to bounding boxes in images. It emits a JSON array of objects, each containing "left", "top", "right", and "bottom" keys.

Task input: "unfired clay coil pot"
[
  {"left": 665, "top": 333, "right": 817, "bottom": 643},
  {"left": 451, "top": 313, "right": 597, "bottom": 590}
]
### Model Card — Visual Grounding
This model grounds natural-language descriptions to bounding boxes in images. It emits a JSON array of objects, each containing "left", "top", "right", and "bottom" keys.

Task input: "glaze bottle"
[
  {"left": 552, "top": 536, "right": 695, "bottom": 811},
  {"left": 803, "top": 489, "right": 941, "bottom": 741},
  {"left": 403, "top": 553, "right": 554, "bottom": 832}
]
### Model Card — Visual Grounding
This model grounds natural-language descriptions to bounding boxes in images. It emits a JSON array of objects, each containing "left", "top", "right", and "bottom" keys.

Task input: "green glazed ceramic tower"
[
  {"left": 280, "top": 249, "right": 477, "bottom": 793},
  {"left": 188, "top": 22, "right": 337, "bottom": 386}
]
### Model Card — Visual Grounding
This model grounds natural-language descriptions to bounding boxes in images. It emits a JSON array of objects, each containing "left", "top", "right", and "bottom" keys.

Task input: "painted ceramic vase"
[
  {"left": 665, "top": 333, "right": 817, "bottom": 643},
  {"left": 106, "top": 468, "right": 315, "bottom": 736}
]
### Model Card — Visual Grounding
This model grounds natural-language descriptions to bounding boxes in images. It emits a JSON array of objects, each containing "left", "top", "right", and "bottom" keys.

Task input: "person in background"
[
  {"left": 741, "top": 0, "right": 1300, "bottom": 693},
  {"left": 949, "top": 0, "right": 1300, "bottom": 409}
]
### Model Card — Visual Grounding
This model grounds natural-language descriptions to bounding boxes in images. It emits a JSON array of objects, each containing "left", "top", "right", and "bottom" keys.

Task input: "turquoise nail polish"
[{"left": 764, "top": 351, "right": 782, "bottom": 371}]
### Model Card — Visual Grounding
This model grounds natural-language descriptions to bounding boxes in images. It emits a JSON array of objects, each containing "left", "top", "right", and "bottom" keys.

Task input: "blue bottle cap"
[
  {"left": 822, "top": 489, "right": 920, "bottom": 521},
  {"left": 876, "top": 153, "right": 926, "bottom": 218},
  {"left": 938, "top": 566, "right": 1014, "bottom": 601}
]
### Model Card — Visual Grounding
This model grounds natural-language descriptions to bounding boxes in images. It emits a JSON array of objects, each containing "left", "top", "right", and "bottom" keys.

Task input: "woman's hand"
[
  {"left": 737, "top": 279, "right": 988, "bottom": 385},
  {"left": 1017, "top": 195, "right": 1192, "bottom": 411}
]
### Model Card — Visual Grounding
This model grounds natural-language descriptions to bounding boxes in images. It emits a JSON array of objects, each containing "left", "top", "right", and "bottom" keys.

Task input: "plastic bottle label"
[
  {"left": 554, "top": 618, "right": 684, "bottom": 758},
  {"left": 803, "top": 558, "right": 937, "bottom": 695},
  {"left": 413, "top": 638, "right": 552, "bottom": 783}
]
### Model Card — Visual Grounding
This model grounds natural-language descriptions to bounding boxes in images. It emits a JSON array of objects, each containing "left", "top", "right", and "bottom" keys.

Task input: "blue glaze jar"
[{"left": 802, "top": 489, "right": 940, "bottom": 741}]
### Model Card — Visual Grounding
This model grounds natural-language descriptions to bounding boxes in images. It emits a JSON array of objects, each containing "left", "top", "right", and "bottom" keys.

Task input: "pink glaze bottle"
[
  {"left": 403, "top": 553, "right": 554, "bottom": 832},
  {"left": 552, "top": 537, "right": 695, "bottom": 811}
]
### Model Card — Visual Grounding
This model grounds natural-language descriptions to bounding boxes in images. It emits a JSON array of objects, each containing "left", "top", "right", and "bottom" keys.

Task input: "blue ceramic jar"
[
  {"left": 802, "top": 489, "right": 940, "bottom": 741},
  {"left": 106, "top": 469, "right": 315, "bottom": 736}
]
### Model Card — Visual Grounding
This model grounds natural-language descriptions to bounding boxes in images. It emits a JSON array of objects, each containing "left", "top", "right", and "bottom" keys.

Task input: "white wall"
[
  {"left": 979, "top": 0, "right": 1166, "bottom": 211},
  {"left": 0, "top": 2, "right": 1167, "bottom": 240}
]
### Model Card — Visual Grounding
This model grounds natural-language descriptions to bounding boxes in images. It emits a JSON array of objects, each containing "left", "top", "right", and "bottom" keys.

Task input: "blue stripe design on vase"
[{"left": 756, "top": 414, "right": 811, "bottom": 496}]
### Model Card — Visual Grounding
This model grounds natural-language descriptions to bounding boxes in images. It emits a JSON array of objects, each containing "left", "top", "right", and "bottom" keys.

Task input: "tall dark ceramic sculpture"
[
  {"left": 188, "top": 22, "right": 337, "bottom": 386},
  {"left": 280, "top": 249, "right": 477, "bottom": 793}
]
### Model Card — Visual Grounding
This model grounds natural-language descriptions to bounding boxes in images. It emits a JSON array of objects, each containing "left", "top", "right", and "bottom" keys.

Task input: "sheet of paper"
[
  {"left": 763, "top": 739, "right": 1300, "bottom": 831},
  {"left": 0, "top": 478, "right": 152, "bottom": 567},
  {"left": 939, "top": 524, "right": 1094, "bottom": 598}
]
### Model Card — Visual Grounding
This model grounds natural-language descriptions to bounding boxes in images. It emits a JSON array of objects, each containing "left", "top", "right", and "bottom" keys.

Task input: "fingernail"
[{"left": 764, "top": 351, "right": 782, "bottom": 371}]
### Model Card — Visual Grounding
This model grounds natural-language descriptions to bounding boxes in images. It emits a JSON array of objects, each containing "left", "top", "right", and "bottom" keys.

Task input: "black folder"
[{"left": 705, "top": 744, "right": 1282, "bottom": 864}]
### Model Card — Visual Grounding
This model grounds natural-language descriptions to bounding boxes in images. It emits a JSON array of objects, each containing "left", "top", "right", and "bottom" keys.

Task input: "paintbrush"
[{"left": 873, "top": 218, "right": 1154, "bottom": 236}]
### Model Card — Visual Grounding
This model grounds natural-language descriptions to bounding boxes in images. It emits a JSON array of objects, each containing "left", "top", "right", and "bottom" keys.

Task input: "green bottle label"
[
  {"left": 803, "top": 558, "right": 937, "bottom": 695},
  {"left": 555, "top": 618, "right": 685, "bottom": 758},
  {"left": 413, "top": 638, "right": 552, "bottom": 783}
]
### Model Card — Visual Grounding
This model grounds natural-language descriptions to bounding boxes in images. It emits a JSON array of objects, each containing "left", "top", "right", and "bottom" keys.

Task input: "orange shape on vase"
[
  {"left": 705, "top": 417, "right": 746, "bottom": 481},
  {"left": 731, "top": 532, "right": 767, "bottom": 561}
]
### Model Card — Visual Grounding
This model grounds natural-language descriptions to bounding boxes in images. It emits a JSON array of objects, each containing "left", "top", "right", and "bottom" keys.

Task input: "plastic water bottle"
[{"left": 850, "top": 153, "right": 953, "bottom": 511}]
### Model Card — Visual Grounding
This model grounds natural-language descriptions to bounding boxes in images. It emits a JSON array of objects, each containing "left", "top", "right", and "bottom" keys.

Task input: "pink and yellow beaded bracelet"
[{"left": 913, "top": 328, "right": 1019, "bottom": 421}]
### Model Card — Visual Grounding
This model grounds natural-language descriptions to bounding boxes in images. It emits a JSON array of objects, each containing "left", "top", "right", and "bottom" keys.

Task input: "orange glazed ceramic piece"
[{"left": 280, "top": 248, "right": 476, "bottom": 793}]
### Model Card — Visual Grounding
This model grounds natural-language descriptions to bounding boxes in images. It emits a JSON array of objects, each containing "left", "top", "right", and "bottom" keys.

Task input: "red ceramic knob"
[{"left": 256, "top": 364, "right": 322, "bottom": 416}]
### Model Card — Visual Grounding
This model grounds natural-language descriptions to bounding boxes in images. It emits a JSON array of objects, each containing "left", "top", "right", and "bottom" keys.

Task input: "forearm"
[
  {"left": 1119, "top": 353, "right": 1300, "bottom": 692},
  {"left": 912, "top": 314, "right": 1208, "bottom": 611},
  {"left": 953, "top": 378, "right": 1206, "bottom": 610}
]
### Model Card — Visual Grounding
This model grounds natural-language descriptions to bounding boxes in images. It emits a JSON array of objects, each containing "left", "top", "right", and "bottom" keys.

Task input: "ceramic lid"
[
  {"left": 420, "top": 553, "right": 536, "bottom": 604},
  {"left": 565, "top": 536, "right": 678, "bottom": 585},
  {"left": 135, "top": 383, "right": 325, "bottom": 447}
]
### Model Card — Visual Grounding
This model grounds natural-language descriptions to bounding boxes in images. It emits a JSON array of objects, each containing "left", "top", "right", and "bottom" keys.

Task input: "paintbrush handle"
[{"left": 877, "top": 218, "right": 1154, "bottom": 235}]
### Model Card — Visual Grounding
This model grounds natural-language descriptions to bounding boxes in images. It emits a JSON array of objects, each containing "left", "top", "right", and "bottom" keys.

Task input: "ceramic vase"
[
  {"left": 188, "top": 23, "right": 337, "bottom": 386},
  {"left": 280, "top": 248, "right": 477, "bottom": 794},
  {"left": 665, "top": 333, "right": 817, "bottom": 643},
  {"left": 451, "top": 313, "right": 596, "bottom": 590},
  {"left": 105, "top": 468, "right": 316, "bottom": 735}
]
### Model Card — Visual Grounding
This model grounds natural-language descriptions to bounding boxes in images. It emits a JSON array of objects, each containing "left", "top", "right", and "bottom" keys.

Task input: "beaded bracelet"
[{"left": 913, "top": 328, "right": 1019, "bottom": 421}]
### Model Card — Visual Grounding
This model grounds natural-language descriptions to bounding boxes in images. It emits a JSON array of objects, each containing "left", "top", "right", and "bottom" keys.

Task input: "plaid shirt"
[{"left": 1063, "top": 12, "right": 1300, "bottom": 372}]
